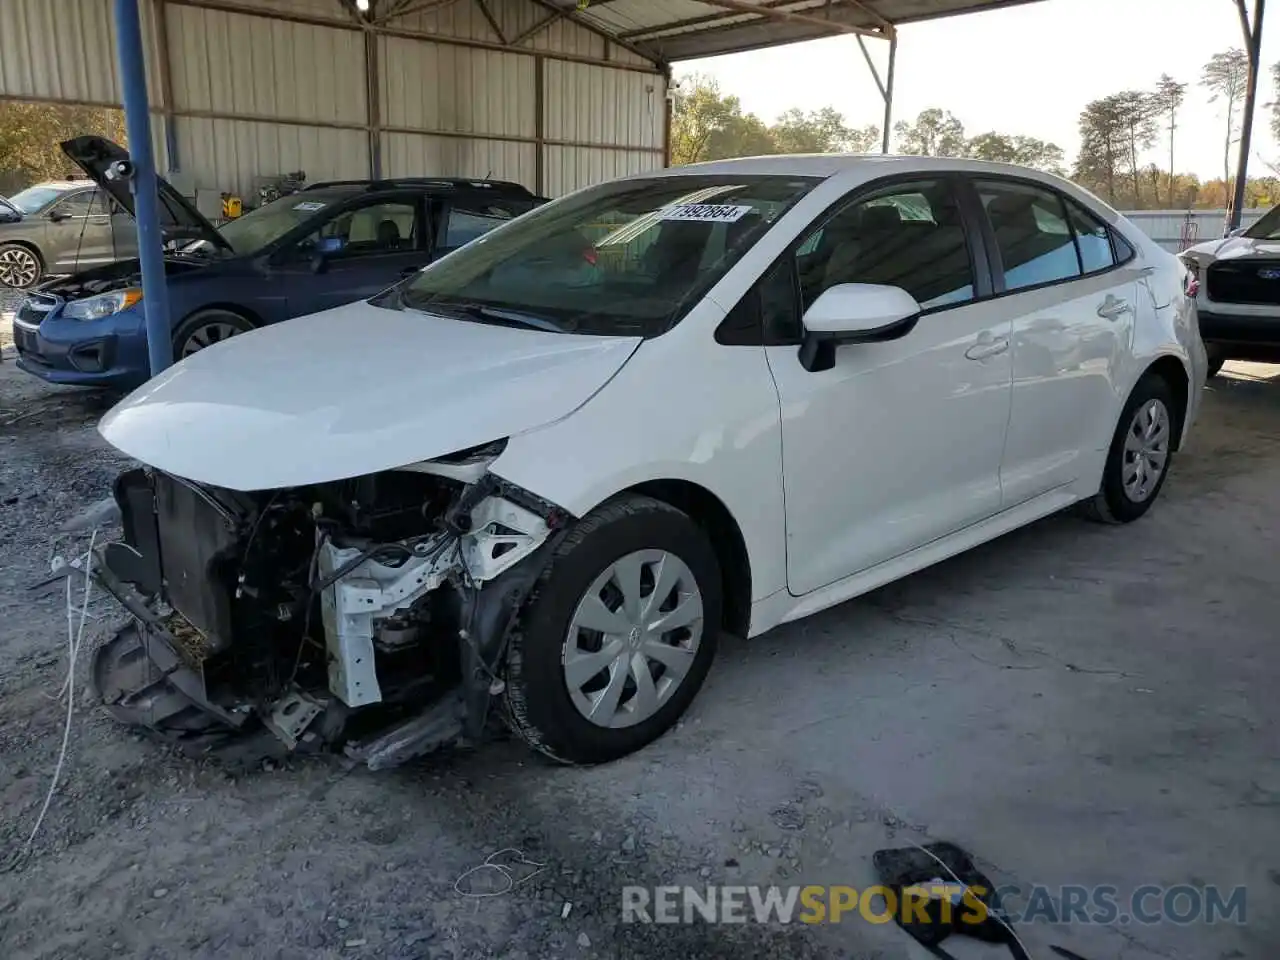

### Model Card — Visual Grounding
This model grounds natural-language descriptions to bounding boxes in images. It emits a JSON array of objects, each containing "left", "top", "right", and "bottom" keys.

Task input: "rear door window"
[
  {"left": 1064, "top": 200, "right": 1117, "bottom": 273},
  {"left": 441, "top": 198, "right": 531, "bottom": 249},
  {"left": 975, "top": 180, "right": 1082, "bottom": 292}
]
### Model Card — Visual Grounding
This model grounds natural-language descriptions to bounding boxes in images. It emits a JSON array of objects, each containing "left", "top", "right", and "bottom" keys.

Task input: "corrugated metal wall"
[
  {"left": 1122, "top": 210, "right": 1267, "bottom": 253},
  {"left": 0, "top": 0, "right": 666, "bottom": 199}
]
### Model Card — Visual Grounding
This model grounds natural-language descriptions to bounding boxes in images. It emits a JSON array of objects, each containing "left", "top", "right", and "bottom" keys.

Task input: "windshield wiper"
[{"left": 408, "top": 296, "right": 574, "bottom": 333}]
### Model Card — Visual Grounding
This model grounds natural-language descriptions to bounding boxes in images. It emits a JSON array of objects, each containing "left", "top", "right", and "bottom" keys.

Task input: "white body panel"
[
  {"left": 763, "top": 299, "right": 1012, "bottom": 594},
  {"left": 99, "top": 302, "right": 640, "bottom": 491},
  {"left": 998, "top": 271, "right": 1134, "bottom": 504},
  {"left": 97, "top": 154, "right": 1204, "bottom": 643}
]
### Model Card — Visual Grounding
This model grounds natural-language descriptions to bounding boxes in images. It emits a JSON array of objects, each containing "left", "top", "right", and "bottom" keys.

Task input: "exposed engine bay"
[
  {"left": 90, "top": 441, "right": 571, "bottom": 769},
  {"left": 41, "top": 257, "right": 204, "bottom": 301}
]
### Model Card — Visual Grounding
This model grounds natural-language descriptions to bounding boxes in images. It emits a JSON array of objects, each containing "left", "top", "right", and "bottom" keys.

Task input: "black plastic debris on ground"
[{"left": 872, "top": 841, "right": 1028, "bottom": 959}]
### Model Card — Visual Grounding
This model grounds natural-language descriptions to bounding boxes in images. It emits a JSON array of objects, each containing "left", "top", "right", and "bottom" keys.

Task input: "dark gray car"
[{"left": 0, "top": 181, "right": 138, "bottom": 288}]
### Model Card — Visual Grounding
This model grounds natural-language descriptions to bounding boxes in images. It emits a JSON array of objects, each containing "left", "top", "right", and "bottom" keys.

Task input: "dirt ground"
[{"left": 1, "top": 333, "right": 1277, "bottom": 959}]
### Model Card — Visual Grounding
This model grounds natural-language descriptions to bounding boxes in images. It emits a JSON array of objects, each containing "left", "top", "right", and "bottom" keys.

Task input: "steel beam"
[
  {"left": 881, "top": 29, "right": 897, "bottom": 153},
  {"left": 1231, "top": 0, "right": 1265, "bottom": 230},
  {"left": 694, "top": 0, "right": 885, "bottom": 40},
  {"left": 113, "top": 0, "right": 173, "bottom": 377}
]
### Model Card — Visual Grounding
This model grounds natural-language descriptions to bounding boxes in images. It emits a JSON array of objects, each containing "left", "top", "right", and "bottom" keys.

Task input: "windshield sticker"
[
  {"left": 660, "top": 203, "right": 753, "bottom": 223},
  {"left": 292, "top": 201, "right": 327, "bottom": 212}
]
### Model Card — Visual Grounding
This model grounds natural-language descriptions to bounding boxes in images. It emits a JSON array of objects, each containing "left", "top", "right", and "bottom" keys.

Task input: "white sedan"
[{"left": 90, "top": 155, "right": 1205, "bottom": 767}]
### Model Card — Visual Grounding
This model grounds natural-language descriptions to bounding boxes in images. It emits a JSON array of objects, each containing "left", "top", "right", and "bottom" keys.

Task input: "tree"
[
  {"left": 1111, "top": 90, "right": 1160, "bottom": 208},
  {"left": 771, "top": 107, "right": 879, "bottom": 154},
  {"left": 0, "top": 102, "right": 126, "bottom": 193},
  {"left": 1201, "top": 48, "right": 1250, "bottom": 196},
  {"left": 1152, "top": 74, "right": 1187, "bottom": 207},
  {"left": 1074, "top": 96, "right": 1128, "bottom": 205},
  {"left": 965, "top": 132, "right": 1065, "bottom": 175},
  {"left": 669, "top": 75, "right": 761, "bottom": 166},
  {"left": 893, "top": 108, "right": 966, "bottom": 157},
  {"left": 1271, "top": 62, "right": 1280, "bottom": 140},
  {"left": 670, "top": 75, "right": 876, "bottom": 163}
]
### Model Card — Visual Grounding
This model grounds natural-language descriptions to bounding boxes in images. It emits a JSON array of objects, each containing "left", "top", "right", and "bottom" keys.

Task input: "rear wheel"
[
  {"left": 0, "top": 243, "right": 42, "bottom": 288},
  {"left": 1082, "top": 373, "right": 1177, "bottom": 524},
  {"left": 172, "top": 308, "right": 256, "bottom": 359},
  {"left": 504, "top": 495, "right": 722, "bottom": 764}
]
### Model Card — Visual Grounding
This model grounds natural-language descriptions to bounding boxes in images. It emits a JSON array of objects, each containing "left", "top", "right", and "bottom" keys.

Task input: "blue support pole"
[{"left": 114, "top": 0, "right": 173, "bottom": 377}]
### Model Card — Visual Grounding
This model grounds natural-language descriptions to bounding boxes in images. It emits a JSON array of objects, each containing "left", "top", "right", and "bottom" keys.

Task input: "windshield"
[
  {"left": 395, "top": 175, "right": 819, "bottom": 337},
  {"left": 7, "top": 186, "right": 66, "bottom": 214},
  {"left": 1245, "top": 205, "right": 1280, "bottom": 240},
  {"left": 205, "top": 193, "right": 344, "bottom": 255}
]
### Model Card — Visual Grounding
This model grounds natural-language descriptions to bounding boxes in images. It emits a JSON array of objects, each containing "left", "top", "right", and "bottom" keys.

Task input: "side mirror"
[
  {"left": 1228, "top": 226, "right": 1247, "bottom": 238},
  {"left": 47, "top": 209, "right": 69, "bottom": 223},
  {"left": 310, "top": 251, "right": 329, "bottom": 274},
  {"left": 798, "top": 283, "right": 922, "bottom": 372},
  {"left": 310, "top": 236, "right": 344, "bottom": 273}
]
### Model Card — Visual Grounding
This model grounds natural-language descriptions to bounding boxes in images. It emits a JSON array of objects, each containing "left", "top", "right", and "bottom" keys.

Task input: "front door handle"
[
  {"left": 965, "top": 333, "right": 1009, "bottom": 361},
  {"left": 1097, "top": 295, "right": 1131, "bottom": 320}
]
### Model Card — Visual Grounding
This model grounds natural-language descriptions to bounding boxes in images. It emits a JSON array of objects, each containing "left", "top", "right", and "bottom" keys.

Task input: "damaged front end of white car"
[{"left": 90, "top": 443, "right": 571, "bottom": 769}]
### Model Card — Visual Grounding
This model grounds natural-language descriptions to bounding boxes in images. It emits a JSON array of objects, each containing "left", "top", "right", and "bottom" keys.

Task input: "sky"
[{"left": 674, "top": 0, "right": 1280, "bottom": 180}]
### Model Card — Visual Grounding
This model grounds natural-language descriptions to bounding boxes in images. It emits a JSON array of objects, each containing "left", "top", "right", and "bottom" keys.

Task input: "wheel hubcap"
[
  {"left": 562, "top": 550, "right": 703, "bottom": 730},
  {"left": 0, "top": 248, "right": 38, "bottom": 287},
  {"left": 180, "top": 321, "right": 242, "bottom": 358},
  {"left": 1122, "top": 398, "right": 1170, "bottom": 502}
]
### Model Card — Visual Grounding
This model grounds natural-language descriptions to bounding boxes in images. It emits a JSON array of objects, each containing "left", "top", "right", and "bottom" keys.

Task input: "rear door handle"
[
  {"left": 965, "top": 333, "right": 1009, "bottom": 361},
  {"left": 1097, "top": 295, "right": 1130, "bottom": 320}
]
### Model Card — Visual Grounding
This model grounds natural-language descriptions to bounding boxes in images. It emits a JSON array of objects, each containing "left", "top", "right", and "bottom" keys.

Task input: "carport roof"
[{"left": 544, "top": 0, "right": 1048, "bottom": 62}]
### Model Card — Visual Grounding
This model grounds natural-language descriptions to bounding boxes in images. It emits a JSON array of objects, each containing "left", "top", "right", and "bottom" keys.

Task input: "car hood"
[
  {"left": 1184, "top": 235, "right": 1280, "bottom": 263},
  {"left": 98, "top": 301, "right": 642, "bottom": 491},
  {"left": 60, "top": 135, "right": 230, "bottom": 252}
]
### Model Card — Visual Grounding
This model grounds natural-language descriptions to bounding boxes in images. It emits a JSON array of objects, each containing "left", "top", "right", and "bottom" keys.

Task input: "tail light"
[
  {"left": 582, "top": 247, "right": 598, "bottom": 266},
  {"left": 1179, "top": 257, "right": 1200, "bottom": 298}
]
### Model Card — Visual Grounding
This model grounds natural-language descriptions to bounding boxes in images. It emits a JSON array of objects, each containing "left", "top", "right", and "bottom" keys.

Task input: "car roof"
[
  {"left": 301, "top": 177, "right": 537, "bottom": 197},
  {"left": 26, "top": 180, "right": 93, "bottom": 192},
  {"left": 636, "top": 153, "right": 1070, "bottom": 185}
]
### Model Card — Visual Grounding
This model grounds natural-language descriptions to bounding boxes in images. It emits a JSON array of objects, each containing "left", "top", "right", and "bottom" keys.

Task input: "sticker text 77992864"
[{"left": 660, "top": 204, "right": 753, "bottom": 223}]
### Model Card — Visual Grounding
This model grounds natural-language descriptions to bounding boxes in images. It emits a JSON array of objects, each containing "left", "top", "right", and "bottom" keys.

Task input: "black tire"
[
  {"left": 0, "top": 242, "right": 43, "bottom": 289},
  {"left": 1206, "top": 355, "right": 1226, "bottom": 379},
  {"left": 1082, "top": 373, "right": 1178, "bottom": 524},
  {"left": 172, "top": 308, "right": 256, "bottom": 359},
  {"left": 503, "top": 494, "right": 722, "bottom": 764}
]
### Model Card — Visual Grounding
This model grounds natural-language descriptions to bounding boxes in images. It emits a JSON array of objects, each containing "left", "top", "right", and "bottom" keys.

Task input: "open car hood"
[
  {"left": 60, "top": 135, "right": 230, "bottom": 252},
  {"left": 98, "top": 301, "right": 642, "bottom": 491}
]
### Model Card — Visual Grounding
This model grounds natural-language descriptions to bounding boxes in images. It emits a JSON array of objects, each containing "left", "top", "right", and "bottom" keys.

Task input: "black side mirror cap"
[{"left": 797, "top": 312, "right": 920, "bottom": 373}]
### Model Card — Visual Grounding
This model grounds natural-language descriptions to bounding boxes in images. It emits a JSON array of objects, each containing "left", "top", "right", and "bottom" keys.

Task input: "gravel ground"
[{"left": 1, "top": 353, "right": 1278, "bottom": 960}]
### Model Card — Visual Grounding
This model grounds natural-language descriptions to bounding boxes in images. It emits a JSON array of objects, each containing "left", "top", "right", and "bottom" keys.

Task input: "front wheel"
[
  {"left": 504, "top": 494, "right": 722, "bottom": 764},
  {"left": 0, "top": 243, "right": 42, "bottom": 288},
  {"left": 1082, "top": 373, "right": 1177, "bottom": 524},
  {"left": 172, "top": 308, "right": 256, "bottom": 359}
]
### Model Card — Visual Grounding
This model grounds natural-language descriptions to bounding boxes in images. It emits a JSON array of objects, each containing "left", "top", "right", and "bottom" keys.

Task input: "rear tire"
[
  {"left": 503, "top": 494, "right": 722, "bottom": 764},
  {"left": 0, "top": 243, "right": 42, "bottom": 289},
  {"left": 1082, "top": 373, "right": 1177, "bottom": 524},
  {"left": 172, "top": 308, "right": 256, "bottom": 359}
]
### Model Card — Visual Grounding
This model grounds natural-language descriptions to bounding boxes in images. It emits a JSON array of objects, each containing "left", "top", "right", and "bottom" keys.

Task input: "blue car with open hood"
[{"left": 11, "top": 136, "right": 544, "bottom": 389}]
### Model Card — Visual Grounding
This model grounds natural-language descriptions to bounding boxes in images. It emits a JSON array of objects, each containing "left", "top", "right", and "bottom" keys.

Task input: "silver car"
[{"left": 0, "top": 180, "right": 138, "bottom": 288}]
